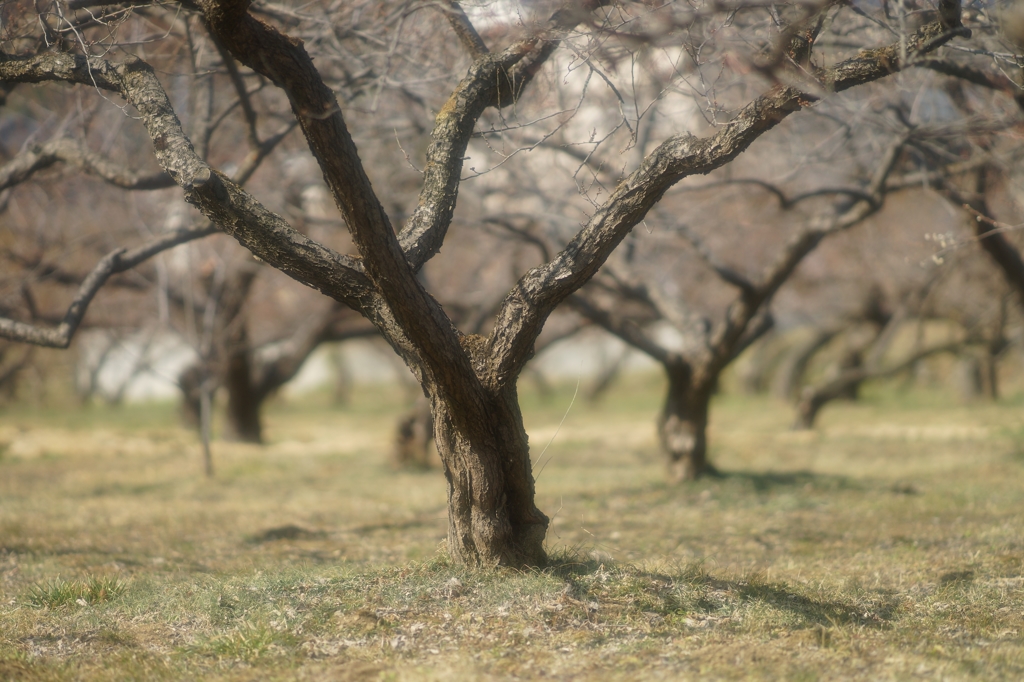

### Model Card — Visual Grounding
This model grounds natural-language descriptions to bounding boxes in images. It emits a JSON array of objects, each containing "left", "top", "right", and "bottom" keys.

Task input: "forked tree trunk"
[
  {"left": 658, "top": 361, "right": 715, "bottom": 482},
  {"left": 429, "top": 384, "right": 548, "bottom": 567}
]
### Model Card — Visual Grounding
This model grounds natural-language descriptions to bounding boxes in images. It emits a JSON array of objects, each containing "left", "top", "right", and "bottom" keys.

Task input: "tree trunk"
[
  {"left": 179, "top": 364, "right": 203, "bottom": 429},
  {"left": 771, "top": 327, "right": 839, "bottom": 401},
  {"left": 393, "top": 396, "right": 435, "bottom": 468},
  {"left": 429, "top": 384, "right": 548, "bottom": 568},
  {"left": 224, "top": 346, "right": 263, "bottom": 443},
  {"left": 834, "top": 348, "right": 864, "bottom": 400},
  {"left": 794, "top": 385, "right": 827, "bottom": 429},
  {"left": 980, "top": 347, "right": 999, "bottom": 400},
  {"left": 658, "top": 361, "right": 714, "bottom": 482}
]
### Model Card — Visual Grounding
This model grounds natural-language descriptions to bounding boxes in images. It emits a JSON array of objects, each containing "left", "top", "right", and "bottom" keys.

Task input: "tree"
[
  {"left": 0, "top": 0, "right": 974, "bottom": 566},
  {"left": 565, "top": 134, "right": 913, "bottom": 480},
  {"left": 791, "top": 281, "right": 963, "bottom": 429}
]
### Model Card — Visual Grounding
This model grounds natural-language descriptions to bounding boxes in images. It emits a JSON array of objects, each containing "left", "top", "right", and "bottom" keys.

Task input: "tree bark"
[
  {"left": 658, "top": 360, "right": 715, "bottom": 482},
  {"left": 429, "top": 380, "right": 548, "bottom": 568}
]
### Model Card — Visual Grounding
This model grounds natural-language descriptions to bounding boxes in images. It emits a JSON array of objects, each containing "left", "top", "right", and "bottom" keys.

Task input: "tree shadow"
[
  {"left": 731, "top": 578, "right": 900, "bottom": 628},
  {"left": 707, "top": 469, "right": 865, "bottom": 493},
  {"left": 541, "top": 555, "right": 901, "bottom": 630}
]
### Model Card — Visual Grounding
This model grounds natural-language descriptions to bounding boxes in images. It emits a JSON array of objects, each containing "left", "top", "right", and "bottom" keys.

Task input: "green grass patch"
[{"left": 25, "top": 576, "right": 128, "bottom": 609}]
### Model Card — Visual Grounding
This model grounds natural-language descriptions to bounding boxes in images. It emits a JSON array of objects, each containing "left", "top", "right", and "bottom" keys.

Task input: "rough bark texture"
[{"left": 429, "top": 375, "right": 548, "bottom": 567}]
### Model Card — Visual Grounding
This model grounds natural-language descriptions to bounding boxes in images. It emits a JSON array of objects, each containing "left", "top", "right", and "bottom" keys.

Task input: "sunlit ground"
[{"left": 1, "top": 373, "right": 1022, "bottom": 680}]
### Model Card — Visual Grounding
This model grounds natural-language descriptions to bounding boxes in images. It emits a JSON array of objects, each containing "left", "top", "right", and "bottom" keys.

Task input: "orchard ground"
[{"left": 1, "top": 373, "right": 1022, "bottom": 680}]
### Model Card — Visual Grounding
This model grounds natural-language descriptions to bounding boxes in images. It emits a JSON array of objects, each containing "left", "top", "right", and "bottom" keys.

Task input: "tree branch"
[
  {"left": 488, "top": 12, "right": 968, "bottom": 382},
  {"left": 197, "top": 0, "right": 499, "bottom": 425},
  {"left": 397, "top": 1, "right": 612, "bottom": 271},
  {"left": 0, "top": 223, "right": 215, "bottom": 348},
  {"left": 567, "top": 292, "right": 670, "bottom": 364},
  {"left": 0, "top": 137, "right": 174, "bottom": 191},
  {"left": 675, "top": 223, "right": 757, "bottom": 297},
  {"left": 0, "top": 50, "right": 372, "bottom": 311},
  {"left": 439, "top": 1, "right": 489, "bottom": 58}
]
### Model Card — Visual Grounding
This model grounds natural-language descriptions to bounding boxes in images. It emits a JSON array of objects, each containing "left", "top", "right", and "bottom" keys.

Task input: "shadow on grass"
[
  {"left": 733, "top": 579, "right": 900, "bottom": 628},
  {"left": 543, "top": 553, "right": 900, "bottom": 630},
  {"left": 714, "top": 469, "right": 865, "bottom": 493}
]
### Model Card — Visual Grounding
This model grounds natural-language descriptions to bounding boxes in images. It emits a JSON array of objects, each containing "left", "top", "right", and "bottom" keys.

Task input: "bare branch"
[
  {"left": 439, "top": 1, "right": 489, "bottom": 58},
  {"left": 916, "top": 59, "right": 1023, "bottom": 102},
  {"left": 796, "top": 341, "right": 963, "bottom": 429},
  {"left": 0, "top": 51, "right": 372, "bottom": 310},
  {"left": 482, "top": 217, "right": 553, "bottom": 262},
  {"left": 198, "top": 0, "right": 477, "bottom": 413},
  {"left": 675, "top": 223, "right": 757, "bottom": 297},
  {"left": 677, "top": 178, "right": 875, "bottom": 209},
  {"left": 398, "top": 2, "right": 612, "bottom": 271},
  {"left": 0, "top": 137, "right": 173, "bottom": 191},
  {"left": 0, "top": 223, "right": 214, "bottom": 347},
  {"left": 567, "top": 292, "right": 671, "bottom": 364},
  {"left": 212, "top": 37, "right": 261, "bottom": 149},
  {"left": 489, "top": 12, "right": 968, "bottom": 382}
]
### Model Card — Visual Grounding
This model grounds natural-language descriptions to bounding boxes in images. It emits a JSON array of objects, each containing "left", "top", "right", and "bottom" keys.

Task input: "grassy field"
[{"left": 1, "top": 374, "right": 1022, "bottom": 680}]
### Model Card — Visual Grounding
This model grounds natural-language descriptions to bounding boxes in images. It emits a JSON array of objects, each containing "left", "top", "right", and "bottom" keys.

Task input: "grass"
[
  {"left": 0, "top": 373, "right": 1023, "bottom": 679},
  {"left": 25, "top": 577, "right": 128, "bottom": 609}
]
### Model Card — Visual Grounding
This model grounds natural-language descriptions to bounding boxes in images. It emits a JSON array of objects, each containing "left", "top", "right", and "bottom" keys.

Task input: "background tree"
[{"left": 563, "top": 132, "right": 913, "bottom": 480}]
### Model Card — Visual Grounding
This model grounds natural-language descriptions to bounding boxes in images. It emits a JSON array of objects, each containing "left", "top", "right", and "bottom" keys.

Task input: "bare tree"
[
  {"left": 564, "top": 135, "right": 914, "bottom": 480},
  {"left": 0, "top": 0, "right": 974, "bottom": 566}
]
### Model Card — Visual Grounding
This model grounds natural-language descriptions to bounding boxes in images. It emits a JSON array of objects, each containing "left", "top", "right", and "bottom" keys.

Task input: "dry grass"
[{"left": 1, "top": 375, "right": 1022, "bottom": 680}]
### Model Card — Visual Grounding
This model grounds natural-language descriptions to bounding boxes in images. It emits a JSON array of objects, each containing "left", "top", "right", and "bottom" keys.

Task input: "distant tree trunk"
[
  {"left": 179, "top": 364, "right": 204, "bottom": 429},
  {"left": 771, "top": 328, "right": 840, "bottom": 400},
  {"left": 735, "top": 331, "right": 776, "bottom": 395},
  {"left": 956, "top": 354, "right": 986, "bottom": 401},
  {"left": 980, "top": 348, "right": 999, "bottom": 400},
  {"left": 834, "top": 347, "right": 865, "bottom": 400},
  {"left": 795, "top": 362, "right": 870, "bottom": 429},
  {"left": 658, "top": 360, "right": 715, "bottom": 482},
  {"left": 224, "top": 345, "right": 263, "bottom": 443},
  {"left": 393, "top": 396, "right": 435, "bottom": 468},
  {"left": 794, "top": 339, "right": 961, "bottom": 429},
  {"left": 429, "top": 383, "right": 548, "bottom": 567},
  {"left": 794, "top": 384, "right": 831, "bottom": 429},
  {"left": 586, "top": 346, "right": 629, "bottom": 403}
]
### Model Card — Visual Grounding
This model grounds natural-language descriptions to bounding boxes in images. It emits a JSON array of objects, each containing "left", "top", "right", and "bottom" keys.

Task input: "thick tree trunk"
[
  {"left": 224, "top": 346, "right": 263, "bottom": 443},
  {"left": 658, "top": 361, "right": 714, "bottom": 482},
  {"left": 429, "top": 385, "right": 548, "bottom": 568}
]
